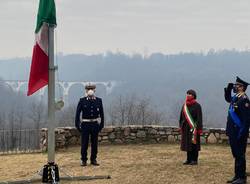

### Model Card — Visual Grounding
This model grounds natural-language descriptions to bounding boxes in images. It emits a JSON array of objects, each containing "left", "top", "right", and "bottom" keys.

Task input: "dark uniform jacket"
[
  {"left": 179, "top": 102, "right": 203, "bottom": 151},
  {"left": 75, "top": 96, "right": 104, "bottom": 132},
  {"left": 224, "top": 88, "right": 250, "bottom": 138}
]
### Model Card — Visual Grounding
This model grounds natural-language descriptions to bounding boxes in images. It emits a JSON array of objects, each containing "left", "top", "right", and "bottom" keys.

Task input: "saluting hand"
[{"left": 227, "top": 83, "right": 234, "bottom": 90}]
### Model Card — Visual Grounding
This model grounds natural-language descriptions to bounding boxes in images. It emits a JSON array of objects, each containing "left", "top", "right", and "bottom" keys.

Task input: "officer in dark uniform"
[
  {"left": 75, "top": 83, "right": 104, "bottom": 166},
  {"left": 225, "top": 77, "right": 250, "bottom": 184}
]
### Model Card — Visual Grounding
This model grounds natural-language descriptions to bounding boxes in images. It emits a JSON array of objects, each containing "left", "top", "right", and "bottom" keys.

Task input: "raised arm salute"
[{"left": 225, "top": 77, "right": 250, "bottom": 184}]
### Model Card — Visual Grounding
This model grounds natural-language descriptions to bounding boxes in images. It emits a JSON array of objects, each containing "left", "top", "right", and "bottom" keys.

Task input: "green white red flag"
[{"left": 27, "top": 0, "right": 56, "bottom": 96}]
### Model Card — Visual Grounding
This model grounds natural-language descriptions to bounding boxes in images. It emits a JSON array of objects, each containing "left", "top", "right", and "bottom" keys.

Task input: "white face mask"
[{"left": 87, "top": 89, "right": 95, "bottom": 96}]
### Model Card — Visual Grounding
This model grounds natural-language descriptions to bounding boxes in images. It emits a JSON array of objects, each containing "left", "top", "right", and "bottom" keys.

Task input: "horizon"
[{"left": 1, "top": 48, "right": 250, "bottom": 61}]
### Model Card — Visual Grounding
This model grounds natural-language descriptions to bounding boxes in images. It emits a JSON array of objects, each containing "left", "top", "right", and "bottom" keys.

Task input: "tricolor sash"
[
  {"left": 229, "top": 95, "right": 245, "bottom": 139},
  {"left": 183, "top": 103, "right": 197, "bottom": 144}
]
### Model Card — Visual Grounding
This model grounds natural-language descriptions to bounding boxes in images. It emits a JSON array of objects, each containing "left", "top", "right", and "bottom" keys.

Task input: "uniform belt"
[{"left": 81, "top": 118, "right": 98, "bottom": 123}]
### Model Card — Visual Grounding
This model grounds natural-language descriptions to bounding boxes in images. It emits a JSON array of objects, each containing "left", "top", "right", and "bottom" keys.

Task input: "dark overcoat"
[{"left": 179, "top": 102, "right": 203, "bottom": 151}]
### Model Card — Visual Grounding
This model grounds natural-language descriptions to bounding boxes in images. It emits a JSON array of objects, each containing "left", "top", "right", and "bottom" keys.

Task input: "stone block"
[
  {"left": 70, "top": 129, "right": 80, "bottom": 136},
  {"left": 159, "top": 131, "right": 166, "bottom": 135},
  {"left": 207, "top": 133, "right": 217, "bottom": 144},
  {"left": 215, "top": 133, "right": 220, "bottom": 138},
  {"left": 102, "top": 127, "right": 114, "bottom": 133},
  {"left": 102, "top": 136, "right": 109, "bottom": 140},
  {"left": 130, "top": 133, "right": 136, "bottom": 136},
  {"left": 68, "top": 137, "right": 78, "bottom": 145},
  {"left": 148, "top": 128, "right": 158, "bottom": 135},
  {"left": 114, "top": 139, "right": 123, "bottom": 144},
  {"left": 109, "top": 132, "right": 116, "bottom": 139},
  {"left": 124, "top": 127, "right": 131, "bottom": 136},
  {"left": 220, "top": 134, "right": 228, "bottom": 140},
  {"left": 168, "top": 135, "right": 175, "bottom": 142},
  {"left": 166, "top": 130, "right": 172, "bottom": 135},
  {"left": 177, "top": 135, "right": 181, "bottom": 141},
  {"left": 136, "top": 131, "right": 146, "bottom": 138}
]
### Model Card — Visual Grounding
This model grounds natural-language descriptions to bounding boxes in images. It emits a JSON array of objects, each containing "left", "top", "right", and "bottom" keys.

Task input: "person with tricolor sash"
[
  {"left": 179, "top": 89, "right": 203, "bottom": 165},
  {"left": 225, "top": 77, "right": 250, "bottom": 184}
]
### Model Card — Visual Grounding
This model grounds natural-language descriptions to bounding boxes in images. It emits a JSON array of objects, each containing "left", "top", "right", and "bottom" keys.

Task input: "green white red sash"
[{"left": 183, "top": 103, "right": 197, "bottom": 144}]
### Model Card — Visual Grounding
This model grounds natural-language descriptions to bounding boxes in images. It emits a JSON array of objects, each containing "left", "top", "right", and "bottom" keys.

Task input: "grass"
[{"left": 0, "top": 143, "right": 249, "bottom": 184}]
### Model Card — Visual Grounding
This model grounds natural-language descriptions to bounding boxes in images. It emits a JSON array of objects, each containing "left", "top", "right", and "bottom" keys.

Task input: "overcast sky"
[{"left": 0, "top": 0, "right": 250, "bottom": 59}]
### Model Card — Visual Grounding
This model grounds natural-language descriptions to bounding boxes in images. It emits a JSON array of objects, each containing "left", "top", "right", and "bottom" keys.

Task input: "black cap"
[
  {"left": 85, "top": 82, "right": 96, "bottom": 90},
  {"left": 186, "top": 89, "right": 197, "bottom": 99},
  {"left": 236, "top": 76, "right": 249, "bottom": 89}
]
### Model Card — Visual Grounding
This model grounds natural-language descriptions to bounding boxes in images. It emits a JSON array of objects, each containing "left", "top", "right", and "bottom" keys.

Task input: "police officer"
[
  {"left": 75, "top": 83, "right": 104, "bottom": 166},
  {"left": 225, "top": 77, "right": 250, "bottom": 184}
]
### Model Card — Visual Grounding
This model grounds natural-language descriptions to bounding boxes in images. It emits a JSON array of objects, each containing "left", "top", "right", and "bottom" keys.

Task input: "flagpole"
[{"left": 48, "top": 24, "right": 56, "bottom": 163}]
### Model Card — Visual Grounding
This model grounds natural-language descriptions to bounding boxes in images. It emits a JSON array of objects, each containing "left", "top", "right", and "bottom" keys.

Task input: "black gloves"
[{"left": 227, "top": 83, "right": 234, "bottom": 90}]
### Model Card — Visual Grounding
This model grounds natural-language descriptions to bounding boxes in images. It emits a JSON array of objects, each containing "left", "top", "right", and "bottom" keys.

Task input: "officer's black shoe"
[
  {"left": 80, "top": 160, "right": 87, "bottom": 167},
  {"left": 189, "top": 161, "right": 198, "bottom": 165},
  {"left": 231, "top": 178, "right": 247, "bottom": 184},
  {"left": 183, "top": 160, "right": 191, "bottom": 165},
  {"left": 91, "top": 160, "right": 100, "bottom": 166}
]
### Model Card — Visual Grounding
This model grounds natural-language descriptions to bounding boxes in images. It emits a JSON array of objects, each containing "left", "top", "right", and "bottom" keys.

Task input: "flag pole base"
[
  {"left": 42, "top": 162, "right": 60, "bottom": 183},
  {"left": 0, "top": 175, "right": 111, "bottom": 184},
  {"left": 0, "top": 163, "right": 111, "bottom": 184}
]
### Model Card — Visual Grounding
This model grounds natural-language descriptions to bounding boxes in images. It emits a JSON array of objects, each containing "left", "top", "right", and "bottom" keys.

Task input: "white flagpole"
[{"left": 48, "top": 24, "right": 56, "bottom": 163}]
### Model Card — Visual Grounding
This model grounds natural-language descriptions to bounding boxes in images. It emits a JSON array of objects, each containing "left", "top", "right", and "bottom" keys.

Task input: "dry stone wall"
[{"left": 40, "top": 126, "right": 250, "bottom": 150}]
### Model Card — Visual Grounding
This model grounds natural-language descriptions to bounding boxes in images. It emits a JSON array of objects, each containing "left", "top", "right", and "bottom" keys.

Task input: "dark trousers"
[
  {"left": 229, "top": 135, "right": 248, "bottom": 179},
  {"left": 81, "top": 123, "right": 99, "bottom": 162},
  {"left": 187, "top": 144, "right": 199, "bottom": 162}
]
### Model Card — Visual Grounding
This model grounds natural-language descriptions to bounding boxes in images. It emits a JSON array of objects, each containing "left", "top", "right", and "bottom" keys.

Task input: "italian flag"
[{"left": 27, "top": 0, "right": 56, "bottom": 96}]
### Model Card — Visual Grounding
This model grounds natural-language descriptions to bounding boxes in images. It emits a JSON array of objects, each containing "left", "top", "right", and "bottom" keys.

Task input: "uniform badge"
[{"left": 245, "top": 103, "right": 249, "bottom": 107}]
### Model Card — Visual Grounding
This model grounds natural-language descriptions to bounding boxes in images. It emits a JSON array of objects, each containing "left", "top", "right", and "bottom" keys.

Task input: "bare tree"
[
  {"left": 136, "top": 98, "right": 151, "bottom": 125},
  {"left": 0, "top": 112, "right": 6, "bottom": 151},
  {"left": 110, "top": 95, "right": 127, "bottom": 126},
  {"left": 107, "top": 94, "right": 167, "bottom": 126},
  {"left": 28, "top": 100, "right": 46, "bottom": 130},
  {"left": 168, "top": 100, "right": 183, "bottom": 125},
  {"left": 125, "top": 94, "right": 137, "bottom": 125},
  {"left": 0, "top": 112, "right": 5, "bottom": 130},
  {"left": 57, "top": 105, "right": 76, "bottom": 127},
  {"left": 16, "top": 106, "right": 24, "bottom": 149},
  {"left": 7, "top": 109, "right": 17, "bottom": 150},
  {"left": 107, "top": 104, "right": 116, "bottom": 126}
]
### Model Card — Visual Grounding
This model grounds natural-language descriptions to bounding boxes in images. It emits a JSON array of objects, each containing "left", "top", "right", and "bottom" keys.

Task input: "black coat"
[
  {"left": 75, "top": 96, "right": 104, "bottom": 132},
  {"left": 179, "top": 102, "right": 203, "bottom": 151},
  {"left": 224, "top": 87, "right": 250, "bottom": 139}
]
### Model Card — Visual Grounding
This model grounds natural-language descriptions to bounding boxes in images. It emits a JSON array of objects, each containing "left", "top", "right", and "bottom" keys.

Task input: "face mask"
[
  {"left": 87, "top": 89, "right": 94, "bottom": 96},
  {"left": 186, "top": 95, "right": 194, "bottom": 101}
]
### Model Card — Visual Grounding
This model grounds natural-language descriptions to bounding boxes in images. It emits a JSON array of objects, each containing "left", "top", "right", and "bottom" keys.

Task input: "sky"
[{"left": 0, "top": 0, "right": 250, "bottom": 59}]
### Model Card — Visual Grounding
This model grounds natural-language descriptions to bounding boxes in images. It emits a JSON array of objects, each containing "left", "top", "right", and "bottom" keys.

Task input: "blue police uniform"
[
  {"left": 75, "top": 96, "right": 104, "bottom": 164},
  {"left": 224, "top": 78, "right": 250, "bottom": 183}
]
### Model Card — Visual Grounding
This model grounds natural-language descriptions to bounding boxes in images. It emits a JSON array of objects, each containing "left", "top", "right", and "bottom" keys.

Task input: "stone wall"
[{"left": 40, "top": 126, "right": 250, "bottom": 150}]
